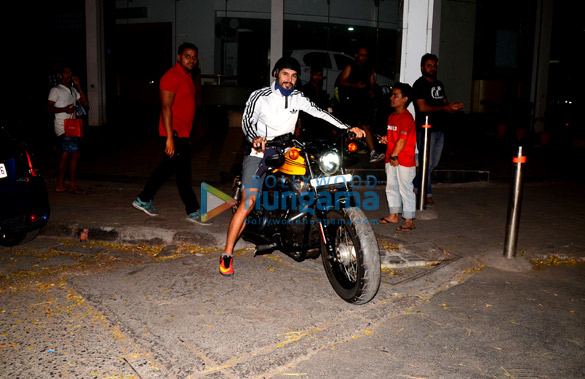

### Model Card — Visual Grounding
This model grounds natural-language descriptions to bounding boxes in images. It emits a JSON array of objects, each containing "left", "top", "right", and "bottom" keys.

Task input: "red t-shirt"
[
  {"left": 385, "top": 109, "right": 416, "bottom": 167},
  {"left": 158, "top": 63, "right": 196, "bottom": 138}
]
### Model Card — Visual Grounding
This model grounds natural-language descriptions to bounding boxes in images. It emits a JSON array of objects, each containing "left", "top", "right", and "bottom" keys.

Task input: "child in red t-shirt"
[{"left": 378, "top": 82, "right": 417, "bottom": 232}]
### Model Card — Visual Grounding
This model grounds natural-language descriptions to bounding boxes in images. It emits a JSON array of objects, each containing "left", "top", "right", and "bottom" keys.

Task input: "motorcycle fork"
[
  {"left": 315, "top": 187, "right": 352, "bottom": 261},
  {"left": 316, "top": 209, "right": 336, "bottom": 261},
  {"left": 301, "top": 149, "right": 351, "bottom": 262},
  {"left": 301, "top": 150, "right": 334, "bottom": 259}
]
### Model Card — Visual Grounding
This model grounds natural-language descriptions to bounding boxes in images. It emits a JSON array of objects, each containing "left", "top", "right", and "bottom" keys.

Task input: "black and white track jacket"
[{"left": 242, "top": 82, "right": 349, "bottom": 144}]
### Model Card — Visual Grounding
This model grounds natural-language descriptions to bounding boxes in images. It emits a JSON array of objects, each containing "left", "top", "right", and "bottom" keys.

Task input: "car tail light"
[
  {"left": 26, "top": 212, "right": 47, "bottom": 225},
  {"left": 26, "top": 151, "right": 40, "bottom": 176}
]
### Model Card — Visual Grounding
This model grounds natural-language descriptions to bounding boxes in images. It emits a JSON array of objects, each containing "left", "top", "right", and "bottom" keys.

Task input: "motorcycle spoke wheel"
[
  {"left": 335, "top": 226, "right": 358, "bottom": 283},
  {"left": 321, "top": 207, "right": 381, "bottom": 304}
]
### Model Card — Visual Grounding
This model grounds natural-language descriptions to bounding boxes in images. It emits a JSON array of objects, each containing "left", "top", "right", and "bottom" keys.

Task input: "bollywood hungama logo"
[{"left": 200, "top": 175, "right": 380, "bottom": 222}]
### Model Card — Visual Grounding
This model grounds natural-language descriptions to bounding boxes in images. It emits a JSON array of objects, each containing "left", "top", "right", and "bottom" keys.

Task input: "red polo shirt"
[
  {"left": 385, "top": 109, "right": 416, "bottom": 167},
  {"left": 158, "top": 63, "right": 196, "bottom": 138}
]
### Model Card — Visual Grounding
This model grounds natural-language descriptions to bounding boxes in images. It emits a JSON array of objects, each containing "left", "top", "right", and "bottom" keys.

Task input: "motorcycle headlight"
[{"left": 318, "top": 151, "right": 341, "bottom": 175}]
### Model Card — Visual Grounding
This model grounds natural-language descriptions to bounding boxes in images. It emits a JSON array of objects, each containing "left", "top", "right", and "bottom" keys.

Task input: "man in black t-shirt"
[{"left": 412, "top": 53, "right": 464, "bottom": 206}]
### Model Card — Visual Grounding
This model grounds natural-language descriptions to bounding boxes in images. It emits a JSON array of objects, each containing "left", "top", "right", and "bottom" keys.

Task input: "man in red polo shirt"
[
  {"left": 132, "top": 42, "right": 209, "bottom": 225},
  {"left": 378, "top": 82, "right": 417, "bottom": 232}
]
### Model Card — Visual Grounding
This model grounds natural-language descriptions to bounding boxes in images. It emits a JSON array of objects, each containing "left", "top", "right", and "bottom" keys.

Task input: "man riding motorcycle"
[{"left": 220, "top": 56, "right": 365, "bottom": 276}]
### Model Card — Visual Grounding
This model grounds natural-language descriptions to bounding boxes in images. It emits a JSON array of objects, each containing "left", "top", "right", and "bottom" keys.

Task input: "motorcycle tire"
[{"left": 320, "top": 207, "right": 381, "bottom": 304}]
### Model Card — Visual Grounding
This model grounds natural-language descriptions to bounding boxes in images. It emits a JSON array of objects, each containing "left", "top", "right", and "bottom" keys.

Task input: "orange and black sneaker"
[{"left": 219, "top": 254, "right": 234, "bottom": 276}]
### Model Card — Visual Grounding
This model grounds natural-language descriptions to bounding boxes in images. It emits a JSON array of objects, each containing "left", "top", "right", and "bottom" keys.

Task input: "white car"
[{"left": 286, "top": 49, "right": 394, "bottom": 99}]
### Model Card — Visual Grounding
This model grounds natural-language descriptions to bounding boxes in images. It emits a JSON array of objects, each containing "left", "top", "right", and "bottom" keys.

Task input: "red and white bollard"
[{"left": 503, "top": 146, "right": 526, "bottom": 259}]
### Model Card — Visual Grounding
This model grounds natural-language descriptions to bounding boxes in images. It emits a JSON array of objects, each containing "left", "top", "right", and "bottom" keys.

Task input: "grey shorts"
[{"left": 241, "top": 155, "right": 264, "bottom": 195}]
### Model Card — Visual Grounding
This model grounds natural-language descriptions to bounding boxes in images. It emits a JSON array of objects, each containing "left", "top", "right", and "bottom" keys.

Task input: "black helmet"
[{"left": 272, "top": 56, "right": 301, "bottom": 78}]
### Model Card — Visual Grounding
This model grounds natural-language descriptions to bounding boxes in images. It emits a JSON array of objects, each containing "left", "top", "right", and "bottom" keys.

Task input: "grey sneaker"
[
  {"left": 186, "top": 210, "right": 213, "bottom": 225},
  {"left": 132, "top": 197, "right": 158, "bottom": 216},
  {"left": 369, "top": 151, "right": 385, "bottom": 163}
]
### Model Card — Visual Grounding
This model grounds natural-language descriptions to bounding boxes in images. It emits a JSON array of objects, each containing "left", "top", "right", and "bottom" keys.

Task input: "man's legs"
[
  {"left": 138, "top": 153, "right": 174, "bottom": 203},
  {"left": 57, "top": 151, "right": 70, "bottom": 191},
  {"left": 396, "top": 165, "right": 416, "bottom": 231},
  {"left": 358, "top": 99, "right": 384, "bottom": 163},
  {"left": 413, "top": 130, "right": 422, "bottom": 194},
  {"left": 173, "top": 139, "right": 200, "bottom": 215},
  {"left": 68, "top": 151, "right": 82, "bottom": 191},
  {"left": 425, "top": 131, "right": 444, "bottom": 204},
  {"left": 363, "top": 122, "right": 384, "bottom": 162},
  {"left": 220, "top": 155, "right": 263, "bottom": 276},
  {"left": 381, "top": 162, "right": 401, "bottom": 223},
  {"left": 363, "top": 123, "right": 376, "bottom": 151},
  {"left": 427, "top": 132, "right": 444, "bottom": 182},
  {"left": 57, "top": 136, "right": 83, "bottom": 192},
  {"left": 224, "top": 188, "right": 258, "bottom": 255},
  {"left": 413, "top": 131, "right": 444, "bottom": 204},
  {"left": 133, "top": 148, "right": 174, "bottom": 216}
]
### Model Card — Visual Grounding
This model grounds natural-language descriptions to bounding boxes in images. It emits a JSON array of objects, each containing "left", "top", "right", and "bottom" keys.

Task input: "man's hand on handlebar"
[
  {"left": 348, "top": 127, "right": 366, "bottom": 139},
  {"left": 253, "top": 137, "right": 267, "bottom": 153}
]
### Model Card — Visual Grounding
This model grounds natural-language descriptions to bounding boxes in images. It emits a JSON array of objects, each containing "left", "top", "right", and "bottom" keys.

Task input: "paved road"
[
  {"left": 2, "top": 119, "right": 585, "bottom": 377},
  {"left": 1, "top": 235, "right": 583, "bottom": 378},
  {"left": 272, "top": 265, "right": 585, "bottom": 379}
]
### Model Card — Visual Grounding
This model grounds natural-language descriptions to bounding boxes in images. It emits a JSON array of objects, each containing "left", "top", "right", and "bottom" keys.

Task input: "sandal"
[
  {"left": 396, "top": 225, "right": 415, "bottom": 232},
  {"left": 379, "top": 217, "right": 398, "bottom": 224},
  {"left": 55, "top": 186, "right": 68, "bottom": 192},
  {"left": 426, "top": 198, "right": 435, "bottom": 207}
]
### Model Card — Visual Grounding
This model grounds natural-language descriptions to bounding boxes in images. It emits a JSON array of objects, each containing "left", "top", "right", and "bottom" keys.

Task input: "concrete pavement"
[
  {"left": 2, "top": 118, "right": 585, "bottom": 378},
  {"left": 38, "top": 123, "right": 585, "bottom": 270},
  {"left": 31, "top": 112, "right": 585, "bottom": 270},
  {"left": 30, "top": 118, "right": 585, "bottom": 283}
]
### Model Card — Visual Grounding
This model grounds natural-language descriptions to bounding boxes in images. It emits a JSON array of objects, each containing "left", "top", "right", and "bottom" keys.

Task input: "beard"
[
  {"left": 422, "top": 70, "right": 437, "bottom": 80},
  {"left": 278, "top": 79, "right": 293, "bottom": 89}
]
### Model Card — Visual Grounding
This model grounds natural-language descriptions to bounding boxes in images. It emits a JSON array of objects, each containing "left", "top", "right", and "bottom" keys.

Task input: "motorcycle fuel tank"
[{"left": 274, "top": 148, "right": 306, "bottom": 176}]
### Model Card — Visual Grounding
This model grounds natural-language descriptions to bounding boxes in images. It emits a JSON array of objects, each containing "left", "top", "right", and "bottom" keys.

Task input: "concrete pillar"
[
  {"left": 399, "top": 0, "right": 436, "bottom": 112},
  {"left": 85, "top": 0, "right": 106, "bottom": 126},
  {"left": 270, "top": 0, "right": 284, "bottom": 79},
  {"left": 530, "top": 0, "right": 553, "bottom": 134}
]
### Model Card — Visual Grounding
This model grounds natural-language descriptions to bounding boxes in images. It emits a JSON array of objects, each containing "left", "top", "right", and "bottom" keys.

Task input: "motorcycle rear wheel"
[{"left": 321, "top": 207, "right": 380, "bottom": 304}]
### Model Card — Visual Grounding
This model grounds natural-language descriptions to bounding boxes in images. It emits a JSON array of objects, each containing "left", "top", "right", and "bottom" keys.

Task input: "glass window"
[
  {"left": 303, "top": 52, "right": 332, "bottom": 69},
  {"left": 334, "top": 54, "right": 353, "bottom": 71}
]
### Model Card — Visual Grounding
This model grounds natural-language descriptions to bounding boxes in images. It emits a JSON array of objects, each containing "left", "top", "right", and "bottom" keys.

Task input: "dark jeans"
[
  {"left": 413, "top": 131, "right": 444, "bottom": 198},
  {"left": 138, "top": 137, "right": 200, "bottom": 215}
]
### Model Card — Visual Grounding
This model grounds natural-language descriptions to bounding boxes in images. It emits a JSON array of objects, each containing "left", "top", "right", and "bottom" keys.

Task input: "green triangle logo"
[{"left": 200, "top": 182, "right": 237, "bottom": 222}]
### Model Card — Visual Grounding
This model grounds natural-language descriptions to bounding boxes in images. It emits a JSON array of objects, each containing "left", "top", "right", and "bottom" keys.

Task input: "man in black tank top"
[{"left": 338, "top": 47, "right": 384, "bottom": 163}]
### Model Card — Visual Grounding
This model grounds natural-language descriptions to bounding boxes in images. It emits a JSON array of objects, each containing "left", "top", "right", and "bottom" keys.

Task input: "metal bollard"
[
  {"left": 417, "top": 118, "right": 431, "bottom": 210},
  {"left": 503, "top": 146, "right": 526, "bottom": 258}
]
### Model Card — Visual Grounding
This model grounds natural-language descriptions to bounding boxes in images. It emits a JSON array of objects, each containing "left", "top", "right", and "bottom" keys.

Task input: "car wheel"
[{"left": 0, "top": 229, "right": 40, "bottom": 247}]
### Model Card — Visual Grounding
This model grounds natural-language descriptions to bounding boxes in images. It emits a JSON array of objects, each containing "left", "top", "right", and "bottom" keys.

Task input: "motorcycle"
[{"left": 232, "top": 131, "right": 381, "bottom": 304}]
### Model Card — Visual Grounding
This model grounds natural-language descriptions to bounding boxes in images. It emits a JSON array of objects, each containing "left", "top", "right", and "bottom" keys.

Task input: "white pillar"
[
  {"left": 530, "top": 0, "right": 553, "bottom": 134},
  {"left": 270, "top": 0, "right": 284, "bottom": 80},
  {"left": 399, "top": 0, "right": 435, "bottom": 88},
  {"left": 85, "top": 0, "right": 106, "bottom": 126}
]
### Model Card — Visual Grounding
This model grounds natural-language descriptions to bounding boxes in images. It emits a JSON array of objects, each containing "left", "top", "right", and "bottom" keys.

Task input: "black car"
[{"left": 0, "top": 126, "right": 50, "bottom": 246}]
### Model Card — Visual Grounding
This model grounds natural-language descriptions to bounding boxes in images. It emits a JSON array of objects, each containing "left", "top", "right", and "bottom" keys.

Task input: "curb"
[
  {"left": 389, "top": 256, "right": 484, "bottom": 298},
  {"left": 40, "top": 222, "right": 220, "bottom": 247}
]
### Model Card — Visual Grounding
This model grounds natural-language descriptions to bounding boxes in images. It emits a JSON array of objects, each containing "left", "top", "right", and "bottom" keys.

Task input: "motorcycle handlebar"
[{"left": 270, "top": 129, "right": 359, "bottom": 152}]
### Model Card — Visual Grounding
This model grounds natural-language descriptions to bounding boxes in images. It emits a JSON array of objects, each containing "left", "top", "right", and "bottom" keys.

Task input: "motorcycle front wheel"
[{"left": 321, "top": 207, "right": 381, "bottom": 304}]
